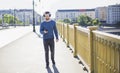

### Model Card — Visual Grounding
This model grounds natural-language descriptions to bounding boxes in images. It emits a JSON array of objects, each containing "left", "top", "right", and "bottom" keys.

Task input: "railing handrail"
[
  {"left": 76, "top": 26, "right": 90, "bottom": 34},
  {"left": 93, "top": 30, "right": 120, "bottom": 41}
]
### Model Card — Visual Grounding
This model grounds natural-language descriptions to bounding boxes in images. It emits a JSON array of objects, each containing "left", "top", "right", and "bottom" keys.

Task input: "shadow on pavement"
[
  {"left": 47, "top": 68, "right": 53, "bottom": 73},
  {"left": 52, "top": 65, "right": 60, "bottom": 73}
]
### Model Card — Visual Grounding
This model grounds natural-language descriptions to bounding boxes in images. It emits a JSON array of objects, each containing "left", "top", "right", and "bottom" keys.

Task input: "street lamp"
[
  {"left": 33, "top": 0, "right": 40, "bottom": 32},
  {"left": 33, "top": 0, "right": 36, "bottom": 32}
]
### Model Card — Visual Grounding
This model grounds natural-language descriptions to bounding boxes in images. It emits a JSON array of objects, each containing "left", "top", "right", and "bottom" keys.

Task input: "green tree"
[
  {"left": 92, "top": 18, "right": 101, "bottom": 26},
  {"left": 3, "top": 14, "right": 19, "bottom": 24},
  {"left": 77, "top": 15, "right": 92, "bottom": 26},
  {"left": 63, "top": 18, "right": 71, "bottom": 23},
  {"left": 57, "top": 19, "right": 63, "bottom": 22},
  {"left": 17, "top": 21, "right": 24, "bottom": 25},
  {"left": 0, "top": 19, "right": 2, "bottom": 24},
  {"left": 71, "top": 18, "right": 77, "bottom": 24}
]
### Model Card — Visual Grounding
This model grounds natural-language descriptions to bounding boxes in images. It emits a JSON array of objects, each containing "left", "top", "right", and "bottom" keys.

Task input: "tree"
[
  {"left": 3, "top": 14, "right": 14, "bottom": 24},
  {"left": 77, "top": 15, "right": 101, "bottom": 26},
  {"left": 57, "top": 19, "right": 63, "bottom": 22},
  {"left": 17, "top": 21, "right": 24, "bottom": 25},
  {"left": 3, "top": 14, "right": 19, "bottom": 24},
  {"left": 71, "top": 18, "right": 77, "bottom": 24},
  {"left": 77, "top": 15, "right": 92, "bottom": 26},
  {"left": 0, "top": 19, "right": 2, "bottom": 24},
  {"left": 92, "top": 18, "right": 101, "bottom": 26},
  {"left": 63, "top": 18, "right": 71, "bottom": 23}
]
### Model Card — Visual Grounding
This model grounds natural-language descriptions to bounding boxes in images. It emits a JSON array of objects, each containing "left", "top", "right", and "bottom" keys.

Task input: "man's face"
[{"left": 44, "top": 14, "right": 50, "bottom": 20}]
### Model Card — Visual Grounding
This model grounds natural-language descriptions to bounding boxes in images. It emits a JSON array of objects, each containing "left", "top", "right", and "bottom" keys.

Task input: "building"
[
  {"left": 95, "top": 7, "right": 107, "bottom": 23},
  {"left": 15, "top": 9, "right": 33, "bottom": 25},
  {"left": 0, "top": 9, "right": 41, "bottom": 25},
  {"left": 107, "top": 4, "right": 120, "bottom": 24},
  {"left": 0, "top": 10, "right": 12, "bottom": 20},
  {"left": 56, "top": 9, "right": 95, "bottom": 22}
]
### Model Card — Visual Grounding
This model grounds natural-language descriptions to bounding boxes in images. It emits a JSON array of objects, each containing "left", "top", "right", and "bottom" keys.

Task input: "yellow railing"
[
  {"left": 56, "top": 22, "right": 120, "bottom": 73},
  {"left": 93, "top": 31, "right": 120, "bottom": 73},
  {"left": 64, "top": 24, "right": 68, "bottom": 43},
  {"left": 68, "top": 25, "right": 76, "bottom": 52},
  {"left": 76, "top": 26, "right": 92, "bottom": 72}
]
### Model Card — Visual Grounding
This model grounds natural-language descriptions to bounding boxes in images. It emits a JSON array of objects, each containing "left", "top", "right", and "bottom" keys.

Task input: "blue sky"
[{"left": 0, "top": 0, "right": 120, "bottom": 18}]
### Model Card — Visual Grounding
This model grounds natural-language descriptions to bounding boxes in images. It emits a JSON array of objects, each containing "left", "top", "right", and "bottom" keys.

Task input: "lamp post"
[
  {"left": 33, "top": 0, "right": 36, "bottom": 32},
  {"left": 33, "top": 0, "right": 41, "bottom": 32}
]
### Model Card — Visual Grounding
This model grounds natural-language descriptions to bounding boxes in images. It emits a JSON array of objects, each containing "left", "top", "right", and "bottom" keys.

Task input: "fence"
[
  {"left": 93, "top": 31, "right": 120, "bottom": 73},
  {"left": 57, "top": 22, "right": 120, "bottom": 73}
]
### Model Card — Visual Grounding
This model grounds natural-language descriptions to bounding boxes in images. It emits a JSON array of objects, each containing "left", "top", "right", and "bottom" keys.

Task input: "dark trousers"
[{"left": 43, "top": 38, "right": 55, "bottom": 65}]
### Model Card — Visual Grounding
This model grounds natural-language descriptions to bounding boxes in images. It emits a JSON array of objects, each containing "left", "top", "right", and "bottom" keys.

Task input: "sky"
[{"left": 0, "top": 0, "right": 120, "bottom": 18}]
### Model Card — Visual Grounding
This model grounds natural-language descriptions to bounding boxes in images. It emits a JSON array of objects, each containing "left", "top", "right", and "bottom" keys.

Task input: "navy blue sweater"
[{"left": 40, "top": 20, "right": 58, "bottom": 40}]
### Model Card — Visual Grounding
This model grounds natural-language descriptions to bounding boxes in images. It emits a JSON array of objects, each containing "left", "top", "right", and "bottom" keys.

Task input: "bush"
[
  {"left": 77, "top": 15, "right": 101, "bottom": 26},
  {"left": 92, "top": 18, "right": 101, "bottom": 26},
  {"left": 63, "top": 19, "right": 71, "bottom": 23},
  {"left": 77, "top": 15, "right": 92, "bottom": 26}
]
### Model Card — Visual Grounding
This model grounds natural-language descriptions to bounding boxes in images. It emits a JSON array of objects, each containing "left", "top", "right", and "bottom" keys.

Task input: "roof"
[{"left": 57, "top": 9, "right": 95, "bottom": 12}]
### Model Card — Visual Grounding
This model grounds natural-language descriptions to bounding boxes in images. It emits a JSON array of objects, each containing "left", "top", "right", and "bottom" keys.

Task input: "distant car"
[{"left": 2, "top": 23, "right": 9, "bottom": 28}]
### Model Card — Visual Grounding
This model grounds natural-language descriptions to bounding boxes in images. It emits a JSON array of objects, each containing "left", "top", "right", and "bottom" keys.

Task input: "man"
[{"left": 40, "top": 11, "right": 59, "bottom": 68}]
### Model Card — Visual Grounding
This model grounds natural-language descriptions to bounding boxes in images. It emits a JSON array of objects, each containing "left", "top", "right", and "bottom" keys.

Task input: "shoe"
[
  {"left": 46, "top": 64, "right": 49, "bottom": 68},
  {"left": 52, "top": 61, "right": 55, "bottom": 65},
  {"left": 46, "top": 65, "right": 49, "bottom": 68}
]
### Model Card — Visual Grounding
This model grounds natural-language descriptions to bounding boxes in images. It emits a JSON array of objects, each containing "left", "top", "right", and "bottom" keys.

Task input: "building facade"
[
  {"left": 55, "top": 9, "right": 95, "bottom": 22},
  {"left": 107, "top": 4, "right": 120, "bottom": 24},
  {"left": 0, "top": 9, "right": 41, "bottom": 25},
  {"left": 95, "top": 7, "right": 107, "bottom": 22}
]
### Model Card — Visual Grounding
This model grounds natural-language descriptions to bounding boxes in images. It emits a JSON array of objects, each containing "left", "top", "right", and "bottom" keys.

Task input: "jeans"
[{"left": 43, "top": 38, "right": 55, "bottom": 66}]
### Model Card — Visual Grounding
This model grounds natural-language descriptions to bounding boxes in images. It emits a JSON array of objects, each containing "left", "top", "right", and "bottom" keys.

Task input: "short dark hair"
[{"left": 43, "top": 11, "right": 51, "bottom": 17}]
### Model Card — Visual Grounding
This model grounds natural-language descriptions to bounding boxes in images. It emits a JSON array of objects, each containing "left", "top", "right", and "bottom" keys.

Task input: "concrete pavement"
[
  {"left": 0, "top": 32, "right": 87, "bottom": 73},
  {"left": 0, "top": 26, "right": 32, "bottom": 48}
]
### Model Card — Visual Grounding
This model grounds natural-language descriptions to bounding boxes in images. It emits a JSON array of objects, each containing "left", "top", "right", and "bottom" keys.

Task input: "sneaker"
[
  {"left": 46, "top": 65, "right": 49, "bottom": 68},
  {"left": 46, "top": 63, "right": 49, "bottom": 68},
  {"left": 52, "top": 61, "right": 55, "bottom": 65}
]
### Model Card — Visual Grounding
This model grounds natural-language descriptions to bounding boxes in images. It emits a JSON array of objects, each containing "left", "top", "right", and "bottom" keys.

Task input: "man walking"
[{"left": 40, "top": 11, "right": 59, "bottom": 68}]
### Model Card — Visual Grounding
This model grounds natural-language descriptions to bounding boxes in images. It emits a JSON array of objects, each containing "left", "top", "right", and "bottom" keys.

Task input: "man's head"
[{"left": 43, "top": 11, "right": 51, "bottom": 21}]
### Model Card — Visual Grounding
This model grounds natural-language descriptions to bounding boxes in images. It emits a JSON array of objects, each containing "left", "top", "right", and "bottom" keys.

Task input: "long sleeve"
[
  {"left": 40, "top": 23, "right": 44, "bottom": 34},
  {"left": 53, "top": 22, "right": 58, "bottom": 39}
]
